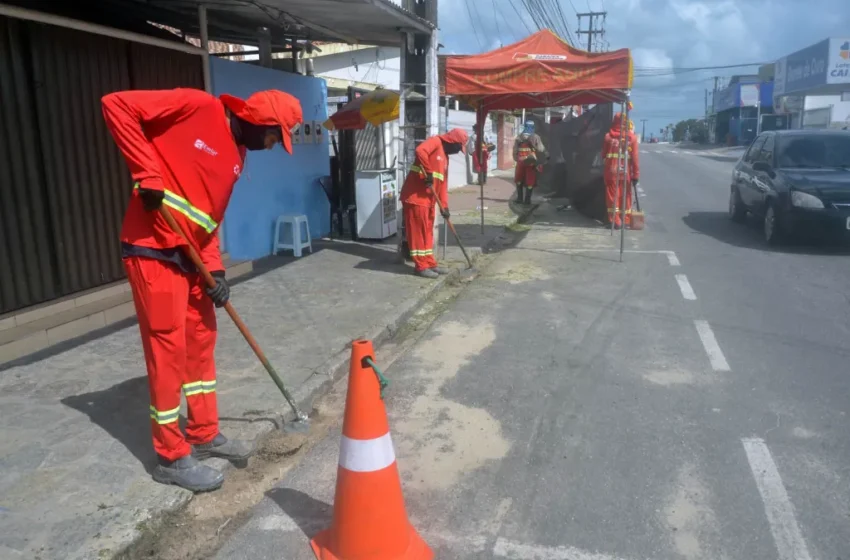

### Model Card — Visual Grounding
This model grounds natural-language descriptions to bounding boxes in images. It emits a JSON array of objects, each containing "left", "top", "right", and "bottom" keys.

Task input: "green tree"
[{"left": 673, "top": 119, "right": 708, "bottom": 143}]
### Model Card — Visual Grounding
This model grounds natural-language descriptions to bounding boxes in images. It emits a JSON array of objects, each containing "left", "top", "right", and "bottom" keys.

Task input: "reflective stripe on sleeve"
[
  {"left": 338, "top": 432, "right": 396, "bottom": 472},
  {"left": 431, "top": 172, "right": 445, "bottom": 181},
  {"left": 149, "top": 404, "right": 181, "bottom": 425},
  {"left": 134, "top": 183, "right": 218, "bottom": 233},
  {"left": 410, "top": 249, "right": 434, "bottom": 256}
]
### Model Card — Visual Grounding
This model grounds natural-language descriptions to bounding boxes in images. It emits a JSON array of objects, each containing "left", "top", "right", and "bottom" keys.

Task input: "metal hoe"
[
  {"left": 159, "top": 206, "right": 310, "bottom": 432},
  {"left": 429, "top": 186, "right": 478, "bottom": 276}
]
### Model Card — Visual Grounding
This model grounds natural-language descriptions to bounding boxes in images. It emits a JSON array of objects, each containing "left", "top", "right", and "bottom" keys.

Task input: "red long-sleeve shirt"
[
  {"left": 102, "top": 88, "right": 246, "bottom": 272},
  {"left": 400, "top": 129, "right": 468, "bottom": 209}
]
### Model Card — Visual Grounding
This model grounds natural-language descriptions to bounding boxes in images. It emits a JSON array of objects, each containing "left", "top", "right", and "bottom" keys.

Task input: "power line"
[
  {"left": 463, "top": 0, "right": 484, "bottom": 50},
  {"left": 507, "top": 0, "right": 534, "bottom": 34},
  {"left": 634, "top": 62, "right": 766, "bottom": 76},
  {"left": 491, "top": 0, "right": 503, "bottom": 46}
]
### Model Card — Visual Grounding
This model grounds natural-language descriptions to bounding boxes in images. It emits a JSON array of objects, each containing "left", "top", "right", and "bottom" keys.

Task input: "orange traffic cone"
[{"left": 311, "top": 340, "right": 432, "bottom": 560}]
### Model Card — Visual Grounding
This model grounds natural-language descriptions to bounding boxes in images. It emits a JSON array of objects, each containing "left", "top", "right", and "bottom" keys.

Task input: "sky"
[{"left": 437, "top": 0, "right": 850, "bottom": 137}]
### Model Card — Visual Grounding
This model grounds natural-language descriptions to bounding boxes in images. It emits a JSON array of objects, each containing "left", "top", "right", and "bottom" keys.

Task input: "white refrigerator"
[{"left": 354, "top": 169, "right": 398, "bottom": 240}]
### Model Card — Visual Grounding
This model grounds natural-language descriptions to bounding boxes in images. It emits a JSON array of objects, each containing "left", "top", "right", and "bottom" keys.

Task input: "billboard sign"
[
  {"left": 784, "top": 39, "right": 830, "bottom": 94},
  {"left": 773, "top": 57, "right": 787, "bottom": 96},
  {"left": 827, "top": 38, "right": 850, "bottom": 84},
  {"left": 740, "top": 84, "right": 760, "bottom": 107}
]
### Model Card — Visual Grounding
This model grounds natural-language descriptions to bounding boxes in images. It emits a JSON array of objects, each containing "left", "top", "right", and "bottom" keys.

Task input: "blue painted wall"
[{"left": 210, "top": 57, "right": 330, "bottom": 260}]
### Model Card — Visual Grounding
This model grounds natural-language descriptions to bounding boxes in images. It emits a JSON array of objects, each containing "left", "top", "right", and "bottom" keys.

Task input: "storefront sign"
[
  {"left": 773, "top": 57, "right": 787, "bottom": 96},
  {"left": 784, "top": 39, "right": 830, "bottom": 94},
  {"left": 740, "top": 84, "right": 760, "bottom": 107},
  {"left": 827, "top": 38, "right": 850, "bottom": 84},
  {"left": 713, "top": 85, "right": 738, "bottom": 113}
]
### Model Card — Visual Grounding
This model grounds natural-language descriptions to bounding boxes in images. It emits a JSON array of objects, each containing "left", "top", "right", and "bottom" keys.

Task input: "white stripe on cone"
[{"left": 338, "top": 432, "right": 396, "bottom": 472}]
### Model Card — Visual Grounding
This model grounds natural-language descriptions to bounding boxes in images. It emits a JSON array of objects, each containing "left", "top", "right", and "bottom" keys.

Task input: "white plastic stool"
[{"left": 273, "top": 215, "right": 312, "bottom": 257}]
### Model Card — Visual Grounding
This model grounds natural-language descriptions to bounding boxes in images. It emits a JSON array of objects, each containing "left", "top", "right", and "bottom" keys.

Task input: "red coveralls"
[
  {"left": 472, "top": 141, "right": 489, "bottom": 174},
  {"left": 102, "top": 88, "right": 302, "bottom": 462},
  {"left": 400, "top": 128, "right": 468, "bottom": 271},
  {"left": 602, "top": 113, "right": 640, "bottom": 227}
]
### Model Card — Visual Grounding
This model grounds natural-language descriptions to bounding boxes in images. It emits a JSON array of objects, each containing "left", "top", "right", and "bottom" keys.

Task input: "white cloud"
[{"left": 438, "top": 0, "right": 850, "bottom": 133}]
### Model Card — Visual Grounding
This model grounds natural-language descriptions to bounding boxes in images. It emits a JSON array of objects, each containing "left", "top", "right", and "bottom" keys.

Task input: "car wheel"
[
  {"left": 729, "top": 187, "right": 747, "bottom": 223},
  {"left": 764, "top": 203, "right": 783, "bottom": 246}
]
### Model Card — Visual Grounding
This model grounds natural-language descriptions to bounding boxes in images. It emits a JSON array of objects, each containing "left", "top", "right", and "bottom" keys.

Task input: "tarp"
[{"left": 444, "top": 29, "right": 633, "bottom": 110}]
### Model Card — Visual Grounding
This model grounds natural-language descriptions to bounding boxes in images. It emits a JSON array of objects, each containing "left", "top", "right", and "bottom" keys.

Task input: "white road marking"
[
  {"left": 665, "top": 251, "right": 681, "bottom": 266},
  {"left": 694, "top": 320, "right": 730, "bottom": 371},
  {"left": 257, "top": 513, "right": 643, "bottom": 559},
  {"left": 675, "top": 274, "right": 697, "bottom": 300},
  {"left": 494, "top": 538, "right": 634, "bottom": 560},
  {"left": 670, "top": 150, "right": 679, "bottom": 154},
  {"left": 742, "top": 438, "right": 813, "bottom": 560},
  {"left": 637, "top": 187, "right": 646, "bottom": 195}
]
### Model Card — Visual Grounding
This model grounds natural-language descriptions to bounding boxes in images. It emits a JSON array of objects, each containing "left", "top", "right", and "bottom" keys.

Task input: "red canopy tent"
[
  {"left": 443, "top": 30, "right": 634, "bottom": 250},
  {"left": 444, "top": 29, "right": 633, "bottom": 111}
]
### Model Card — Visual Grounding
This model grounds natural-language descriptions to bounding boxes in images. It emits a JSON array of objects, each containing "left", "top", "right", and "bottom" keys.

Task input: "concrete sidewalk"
[{"left": 0, "top": 229, "right": 509, "bottom": 560}]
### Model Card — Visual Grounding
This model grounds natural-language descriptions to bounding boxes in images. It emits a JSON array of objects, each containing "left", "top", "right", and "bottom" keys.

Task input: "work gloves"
[
  {"left": 440, "top": 207, "right": 451, "bottom": 220},
  {"left": 631, "top": 179, "right": 639, "bottom": 188},
  {"left": 424, "top": 174, "right": 434, "bottom": 187},
  {"left": 205, "top": 272, "right": 230, "bottom": 308},
  {"left": 138, "top": 188, "right": 164, "bottom": 212}
]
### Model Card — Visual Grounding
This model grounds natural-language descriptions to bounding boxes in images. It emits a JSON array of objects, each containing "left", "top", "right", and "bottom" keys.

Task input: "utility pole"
[
  {"left": 576, "top": 12, "right": 607, "bottom": 52},
  {"left": 640, "top": 119, "right": 647, "bottom": 143}
]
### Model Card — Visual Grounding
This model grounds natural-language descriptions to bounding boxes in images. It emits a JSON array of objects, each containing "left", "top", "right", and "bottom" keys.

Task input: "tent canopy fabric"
[{"left": 444, "top": 30, "right": 633, "bottom": 111}]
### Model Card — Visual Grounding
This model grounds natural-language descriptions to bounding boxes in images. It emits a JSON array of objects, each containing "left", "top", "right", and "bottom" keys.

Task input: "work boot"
[
  {"left": 152, "top": 455, "right": 224, "bottom": 493},
  {"left": 523, "top": 187, "right": 533, "bottom": 205},
  {"left": 515, "top": 184, "right": 524, "bottom": 202},
  {"left": 192, "top": 433, "right": 255, "bottom": 461},
  {"left": 431, "top": 266, "right": 450, "bottom": 275},
  {"left": 416, "top": 268, "right": 439, "bottom": 279}
]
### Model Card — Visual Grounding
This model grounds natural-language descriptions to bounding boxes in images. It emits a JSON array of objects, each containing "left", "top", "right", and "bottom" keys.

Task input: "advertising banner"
[
  {"left": 740, "top": 84, "right": 760, "bottom": 107},
  {"left": 827, "top": 38, "right": 850, "bottom": 85},
  {"left": 784, "top": 39, "right": 830, "bottom": 94}
]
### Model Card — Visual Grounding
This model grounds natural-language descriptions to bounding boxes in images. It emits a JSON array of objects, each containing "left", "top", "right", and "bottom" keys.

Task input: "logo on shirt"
[
  {"left": 233, "top": 165, "right": 242, "bottom": 177},
  {"left": 194, "top": 139, "right": 218, "bottom": 156}
]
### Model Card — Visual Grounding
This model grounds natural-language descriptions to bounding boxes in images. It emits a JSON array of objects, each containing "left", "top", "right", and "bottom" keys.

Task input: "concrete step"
[{"left": 0, "top": 257, "right": 254, "bottom": 368}]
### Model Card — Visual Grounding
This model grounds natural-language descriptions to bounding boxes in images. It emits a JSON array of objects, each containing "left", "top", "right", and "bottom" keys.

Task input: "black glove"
[
  {"left": 631, "top": 179, "right": 639, "bottom": 188},
  {"left": 205, "top": 272, "right": 230, "bottom": 308},
  {"left": 424, "top": 174, "right": 434, "bottom": 187},
  {"left": 138, "top": 188, "right": 164, "bottom": 212},
  {"left": 441, "top": 207, "right": 450, "bottom": 220}
]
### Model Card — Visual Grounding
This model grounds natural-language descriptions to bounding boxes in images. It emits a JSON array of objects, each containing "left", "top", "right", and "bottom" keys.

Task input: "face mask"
[
  {"left": 232, "top": 114, "right": 280, "bottom": 151},
  {"left": 442, "top": 141, "right": 463, "bottom": 155}
]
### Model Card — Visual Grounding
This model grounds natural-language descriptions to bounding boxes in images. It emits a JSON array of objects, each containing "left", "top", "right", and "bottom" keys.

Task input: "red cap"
[
  {"left": 220, "top": 90, "right": 303, "bottom": 154},
  {"left": 441, "top": 128, "right": 469, "bottom": 153}
]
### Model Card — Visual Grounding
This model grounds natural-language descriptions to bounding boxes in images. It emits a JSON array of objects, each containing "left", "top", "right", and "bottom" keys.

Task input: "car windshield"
[{"left": 775, "top": 134, "right": 850, "bottom": 169}]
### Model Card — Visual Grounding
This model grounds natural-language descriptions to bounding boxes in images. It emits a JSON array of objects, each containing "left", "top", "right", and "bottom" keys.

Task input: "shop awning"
[{"left": 443, "top": 29, "right": 633, "bottom": 110}]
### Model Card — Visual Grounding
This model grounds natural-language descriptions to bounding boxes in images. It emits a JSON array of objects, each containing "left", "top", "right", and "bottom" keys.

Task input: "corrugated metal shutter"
[
  {"left": 0, "top": 17, "right": 59, "bottom": 313},
  {"left": 0, "top": 15, "right": 205, "bottom": 315},
  {"left": 128, "top": 41, "right": 204, "bottom": 90},
  {"left": 27, "top": 22, "right": 133, "bottom": 297}
]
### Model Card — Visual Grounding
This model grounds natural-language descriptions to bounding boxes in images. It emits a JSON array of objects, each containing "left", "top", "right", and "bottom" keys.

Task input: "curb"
[{"left": 114, "top": 251, "right": 482, "bottom": 559}]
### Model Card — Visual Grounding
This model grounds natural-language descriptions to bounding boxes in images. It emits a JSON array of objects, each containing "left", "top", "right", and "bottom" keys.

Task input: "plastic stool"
[{"left": 274, "top": 215, "right": 312, "bottom": 257}]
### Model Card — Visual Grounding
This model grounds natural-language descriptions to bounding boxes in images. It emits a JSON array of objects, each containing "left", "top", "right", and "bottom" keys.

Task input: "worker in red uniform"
[
  {"left": 601, "top": 112, "right": 640, "bottom": 229},
  {"left": 400, "top": 128, "right": 468, "bottom": 278},
  {"left": 513, "top": 120, "right": 547, "bottom": 205},
  {"left": 102, "top": 88, "right": 302, "bottom": 492}
]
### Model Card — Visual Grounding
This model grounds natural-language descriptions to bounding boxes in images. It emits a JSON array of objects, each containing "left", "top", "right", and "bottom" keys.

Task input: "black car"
[{"left": 728, "top": 129, "right": 850, "bottom": 245}]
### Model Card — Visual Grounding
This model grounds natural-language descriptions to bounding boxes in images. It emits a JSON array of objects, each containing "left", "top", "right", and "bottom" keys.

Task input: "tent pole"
[
  {"left": 619, "top": 92, "right": 631, "bottom": 263},
  {"left": 477, "top": 108, "right": 486, "bottom": 234}
]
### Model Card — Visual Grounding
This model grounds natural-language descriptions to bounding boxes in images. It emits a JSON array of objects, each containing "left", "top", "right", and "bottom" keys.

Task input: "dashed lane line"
[
  {"left": 742, "top": 438, "right": 814, "bottom": 560},
  {"left": 675, "top": 274, "right": 697, "bottom": 300},
  {"left": 694, "top": 320, "right": 730, "bottom": 371}
]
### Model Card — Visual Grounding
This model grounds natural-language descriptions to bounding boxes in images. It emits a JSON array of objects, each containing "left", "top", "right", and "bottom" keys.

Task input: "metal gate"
[{"left": 0, "top": 15, "right": 204, "bottom": 314}]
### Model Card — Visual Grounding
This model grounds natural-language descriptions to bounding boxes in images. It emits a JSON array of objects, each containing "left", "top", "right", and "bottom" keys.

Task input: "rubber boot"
[
  {"left": 431, "top": 266, "right": 450, "bottom": 275},
  {"left": 152, "top": 455, "right": 224, "bottom": 493},
  {"left": 416, "top": 268, "right": 439, "bottom": 279},
  {"left": 192, "top": 433, "right": 255, "bottom": 461},
  {"left": 515, "top": 183, "right": 524, "bottom": 202},
  {"left": 523, "top": 186, "right": 533, "bottom": 205}
]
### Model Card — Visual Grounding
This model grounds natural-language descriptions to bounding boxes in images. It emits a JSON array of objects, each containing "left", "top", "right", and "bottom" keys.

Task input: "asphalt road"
[{"left": 214, "top": 143, "right": 850, "bottom": 560}]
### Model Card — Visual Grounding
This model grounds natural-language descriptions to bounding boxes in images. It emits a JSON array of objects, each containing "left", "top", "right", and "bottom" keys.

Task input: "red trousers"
[
  {"left": 604, "top": 172, "right": 632, "bottom": 227},
  {"left": 403, "top": 203, "right": 437, "bottom": 272},
  {"left": 514, "top": 161, "right": 538, "bottom": 188},
  {"left": 124, "top": 256, "right": 219, "bottom": 462}
]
